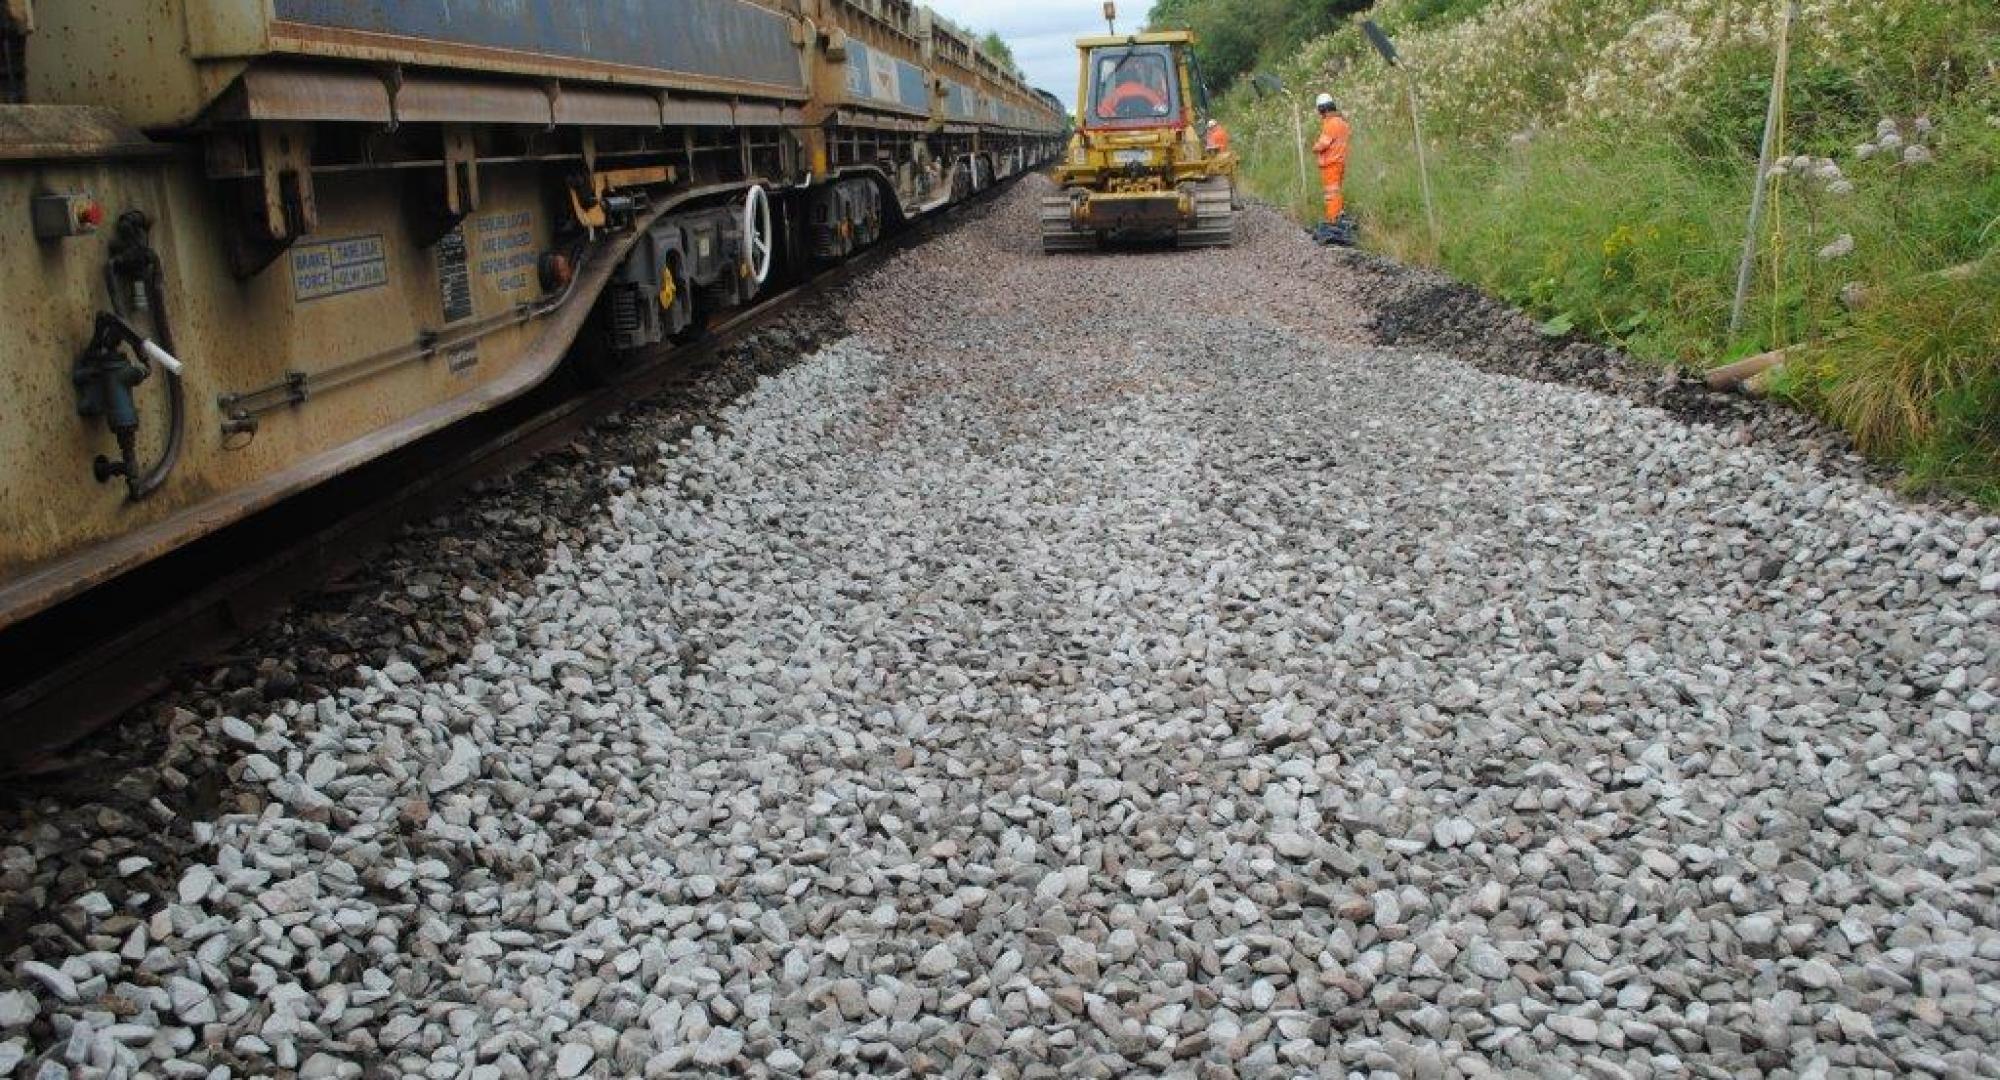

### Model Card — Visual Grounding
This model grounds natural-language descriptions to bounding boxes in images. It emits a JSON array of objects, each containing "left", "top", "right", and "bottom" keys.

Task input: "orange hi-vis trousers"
[{"left": 1320, "top": 164, "right": 1346, "bottom": 223}]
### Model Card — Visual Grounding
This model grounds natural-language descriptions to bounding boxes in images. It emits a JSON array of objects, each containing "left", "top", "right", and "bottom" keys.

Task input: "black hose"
[
  {"left": 104, "top": 211, "right": 184, "bottom": 501},
  {"left": 128, "top": 261, "right": 184, "bottom": 500}
]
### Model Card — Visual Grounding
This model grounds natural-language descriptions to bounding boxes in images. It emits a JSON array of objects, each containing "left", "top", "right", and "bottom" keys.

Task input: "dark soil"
[{"left": 1318, "top": 244, "right": 1938, "bottom": 496}]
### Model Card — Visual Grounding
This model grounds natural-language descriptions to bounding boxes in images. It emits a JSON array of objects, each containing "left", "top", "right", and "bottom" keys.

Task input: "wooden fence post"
[{"left": 1728, "top": 0, "right": 1799, "bottom": 339}]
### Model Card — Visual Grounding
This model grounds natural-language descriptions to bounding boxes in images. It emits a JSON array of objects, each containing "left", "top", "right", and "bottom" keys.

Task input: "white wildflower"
[
  {"left": 1902, "top": 144, "right": 1933, "bottom": 165},
  {"left": 1309, "top": 0, "right": 1939, "bottom": 142},
  {"left": 1816, "top": 233, "right": 1855, "bottom": 261}
]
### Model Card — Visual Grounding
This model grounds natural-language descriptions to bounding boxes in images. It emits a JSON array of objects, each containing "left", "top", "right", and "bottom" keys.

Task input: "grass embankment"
[{"left": 1220, "top": 0, "right": 2000, "bottom": 502}]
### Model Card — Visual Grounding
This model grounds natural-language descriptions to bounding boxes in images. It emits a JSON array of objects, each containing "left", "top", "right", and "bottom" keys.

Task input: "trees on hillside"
[
  {"left": 979, "top": 31, "right": 1017, "bottom": 70},
  {"left": 1149, "top": 0, "right": 1375, "bottom": 91}
]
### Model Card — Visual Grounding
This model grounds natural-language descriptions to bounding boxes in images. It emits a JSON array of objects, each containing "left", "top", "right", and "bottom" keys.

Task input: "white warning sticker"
[{"left": 292, "top": 235, "right": 388, "bottom": 302}]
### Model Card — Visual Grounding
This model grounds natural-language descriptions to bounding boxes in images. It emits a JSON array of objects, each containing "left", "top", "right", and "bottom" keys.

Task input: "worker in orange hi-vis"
[
  {"left": 1311, "top": 92, "right": 1351, "bottom": 224},
  {"left": 1097, "top": 61, "right": 1170, "bottom": 120},
  {"left": 1204, "top": 119, "right": 1231, "bottom": 154}
]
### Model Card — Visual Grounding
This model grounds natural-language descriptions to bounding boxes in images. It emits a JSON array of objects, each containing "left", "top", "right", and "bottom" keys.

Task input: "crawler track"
[
  {"left": 1039, "top": 192, "right": 1094, "bottom": 253},
  {"left": 1175, "top": 178, "right": 1238, "bottom": 248},
  {"left": 0, "top": 180, "right": 1020, "bottom": 760},
  {"left": 1038, "top": 178, "right": 1238, "bottom": 253}
]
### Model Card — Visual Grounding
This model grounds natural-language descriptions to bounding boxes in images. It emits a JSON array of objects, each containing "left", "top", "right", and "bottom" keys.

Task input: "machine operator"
[{"left": 1097, "top": 57, "right": 1170, "bottom": 119}]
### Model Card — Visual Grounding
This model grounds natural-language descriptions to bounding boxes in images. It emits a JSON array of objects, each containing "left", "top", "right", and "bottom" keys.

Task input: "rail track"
[{"left": 0, "top": 179, "right": 1020, "bottom": 763}]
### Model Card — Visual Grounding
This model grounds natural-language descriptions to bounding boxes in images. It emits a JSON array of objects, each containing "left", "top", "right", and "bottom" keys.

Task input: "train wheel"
[
  {"left": 674, "top": 295, "right": 715, "bottom": 346},
  {"left": 742, "top": 184, "right": 774, "bottom": 289},
  {"left": 663, "top": 253, "right": 700, "bottom": 342},
  {"left": 568, "top": 298, "right": 625, "bottom": 386}
]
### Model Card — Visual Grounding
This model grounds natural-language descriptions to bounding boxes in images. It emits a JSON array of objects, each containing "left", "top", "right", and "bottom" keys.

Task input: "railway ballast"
[{"left": 0, "top": 182, "right": 1995, "bottom": 1078}]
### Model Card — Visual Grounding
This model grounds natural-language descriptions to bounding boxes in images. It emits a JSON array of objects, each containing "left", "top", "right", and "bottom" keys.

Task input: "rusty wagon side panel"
[{"left": 0, "top": 0, "right": 1068, "bottom": 633}]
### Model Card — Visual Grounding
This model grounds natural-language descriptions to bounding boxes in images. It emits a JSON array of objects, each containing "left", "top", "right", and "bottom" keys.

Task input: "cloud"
[{"left": 926, "top": 0, "right": 1136, "bottom": 109}]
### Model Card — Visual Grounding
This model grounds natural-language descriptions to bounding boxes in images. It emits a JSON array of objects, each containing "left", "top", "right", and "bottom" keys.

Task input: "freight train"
[{"left": 0, "top": 0, "right": 1065, "bottom": 630}]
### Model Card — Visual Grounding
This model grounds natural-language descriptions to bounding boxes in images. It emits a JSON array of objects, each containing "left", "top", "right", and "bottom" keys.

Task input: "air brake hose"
[
  {"left": 105, "top": 211, "right": 185, "bottom": 501},
  {"left": 127, "top": 258, "right": 183, "bottom": 500}
]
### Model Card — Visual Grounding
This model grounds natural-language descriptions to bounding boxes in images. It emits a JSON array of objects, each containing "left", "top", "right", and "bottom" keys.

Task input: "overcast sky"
[{"left": 926, "top": 0, "right": 1151, "bottom": 110}]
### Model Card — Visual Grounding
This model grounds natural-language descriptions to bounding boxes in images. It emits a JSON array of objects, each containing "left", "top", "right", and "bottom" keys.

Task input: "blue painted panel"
[
  {"left": 273, "top": 0, "right": 805, "bottom": 90},
  {"left": 842, "top": 39, "right": 928, "bottom": 112},
  {"left": 897, "top": 65, "right": 929, "bottom": 111},
  {"left": 844, "top": 44, "right": 869, "bottom": 100},
  {"left": 943, "top": 81, "right": 975, "bottom": 120}
]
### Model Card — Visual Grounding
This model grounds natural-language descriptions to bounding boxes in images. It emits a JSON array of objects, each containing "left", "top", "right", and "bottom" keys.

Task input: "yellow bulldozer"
[{"left": 1041, "top": 11, "right": 1236, "bottom": 253}]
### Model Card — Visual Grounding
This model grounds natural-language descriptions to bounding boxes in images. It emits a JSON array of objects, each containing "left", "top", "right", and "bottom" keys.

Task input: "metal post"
[
  {"left": 1404, "top": 71, "right": 1439, "bottom": 249},
  {"left": 1728, "top": 0, "right": 1797, "bottom": 338},
  {"left": 1289, "top": 96, "right": 1311, "bottom": 218},
  {"left": 1360, "top": 20, "right": 1435, "bottom": 246}
]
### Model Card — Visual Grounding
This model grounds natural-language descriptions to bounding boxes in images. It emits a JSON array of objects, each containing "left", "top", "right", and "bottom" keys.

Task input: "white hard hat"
[{"left": 1314, "top": 93, "right": 1336, "bottom": 110}]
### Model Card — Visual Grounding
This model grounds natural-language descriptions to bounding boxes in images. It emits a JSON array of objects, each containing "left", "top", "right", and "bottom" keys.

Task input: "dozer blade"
[
  {"left": 1040, "top": 195, "right": 1095, "bottom": 253},
  {"left": 1175, "top": 180, "right": 1237, "bottom": 249}
]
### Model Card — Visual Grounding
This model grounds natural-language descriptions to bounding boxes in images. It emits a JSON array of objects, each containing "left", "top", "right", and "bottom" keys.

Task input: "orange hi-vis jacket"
[
  {"left": 1313, "top": 113, "right": 1351, "bottom": 170},
  {"left": 1205, "top": 122, "right": 1231, "bottom": 153},
  {"left": 1097, "top": 81, "right": 1167, "bottom": 120}
]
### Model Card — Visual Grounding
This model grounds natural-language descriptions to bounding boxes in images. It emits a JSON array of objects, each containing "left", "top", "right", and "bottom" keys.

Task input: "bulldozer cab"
[
  {"left": 1078, "top": 35, "right": 1211, "bottom": 131},
  {"left": 1041, "top": 29, "right": 1236, "bottom": 253},
  {"left": 1086, "top": 43, "right": 1179, "bottom": 126}
]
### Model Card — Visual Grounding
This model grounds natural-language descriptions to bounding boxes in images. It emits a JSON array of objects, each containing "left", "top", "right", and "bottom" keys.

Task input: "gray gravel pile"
[{"left": 2, "top": 176, "right": 1996, "bottom": 1078}]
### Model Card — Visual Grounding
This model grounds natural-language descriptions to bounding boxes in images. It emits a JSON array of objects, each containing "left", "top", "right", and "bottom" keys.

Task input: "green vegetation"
[
  {"left": 979, "top": 31, "right": 1017, "bottom": 70},
  {"left": 1147, "top": 0, "right": 1373, "bottom": 91},
  {"left": 1217, "top": 0, "right": 2000, "bottom": 502}
]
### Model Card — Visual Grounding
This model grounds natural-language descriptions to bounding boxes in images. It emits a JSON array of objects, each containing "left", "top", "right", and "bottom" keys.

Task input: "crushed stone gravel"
[{"left": 1, "top": 175, "right": 1995, "bottom": 1079}]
